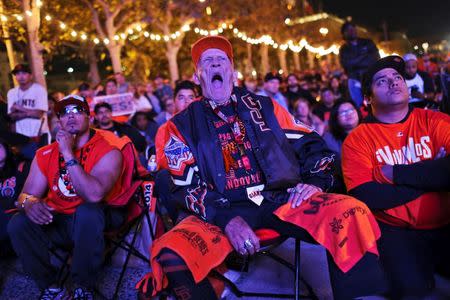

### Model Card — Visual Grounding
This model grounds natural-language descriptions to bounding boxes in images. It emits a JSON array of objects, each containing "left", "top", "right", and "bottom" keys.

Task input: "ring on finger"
[{"left": 244, "top": 239, "right": 253, "bottom": 249}]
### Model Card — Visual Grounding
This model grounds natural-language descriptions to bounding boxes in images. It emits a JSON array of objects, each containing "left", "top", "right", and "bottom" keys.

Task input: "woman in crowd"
[
  {"left": 323, "top": 99, "right": 362, "bottom": 192},
  {"left": 293, "top": 97, "right": 325, "bottom": 135},
  {"left": 0, "top": 139, "right": 30, "bottom": 256},
  {"left": 330, "top": 76, "right": 344, "bottom": 100}
]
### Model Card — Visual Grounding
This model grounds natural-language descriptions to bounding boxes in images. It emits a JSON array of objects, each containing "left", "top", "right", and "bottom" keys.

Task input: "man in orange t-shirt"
[
  {"left": 342, "top": 55, "right": 450, "bottom": 298},
  {"left": 8, "top": 95, "right": 125, "bottom": 299}
]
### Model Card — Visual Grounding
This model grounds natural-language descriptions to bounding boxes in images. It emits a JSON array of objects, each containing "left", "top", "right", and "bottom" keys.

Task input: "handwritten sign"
[{"left": 93, "top": 93, "right": 135, "bottom": 116}]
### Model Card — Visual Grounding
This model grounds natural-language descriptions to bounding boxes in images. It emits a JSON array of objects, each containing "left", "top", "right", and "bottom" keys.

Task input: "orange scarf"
[
  {"left": 274, "top": 192, "right": 380, "bottom": 273},
  {"left": 137, "top": 216, "right": 233, "bottom": 296}
]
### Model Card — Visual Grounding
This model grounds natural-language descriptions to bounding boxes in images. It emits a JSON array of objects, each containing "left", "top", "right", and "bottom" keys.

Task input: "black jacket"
[{"left": 339, "top": 38, "right": 380, "bottom": 81}]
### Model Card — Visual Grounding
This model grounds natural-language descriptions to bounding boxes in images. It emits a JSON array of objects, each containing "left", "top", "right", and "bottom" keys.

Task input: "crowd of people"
[{"left": 0, "top": 21, "right": 450, "bottom": 300}]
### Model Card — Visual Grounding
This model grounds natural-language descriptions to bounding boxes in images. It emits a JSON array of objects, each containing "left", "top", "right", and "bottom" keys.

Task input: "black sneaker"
[
  {"left": 39, "top": 287, "right": 70, "bottom": 300},
  {"left": 73, "top": 287, "right": 94, "bottom": 300}
]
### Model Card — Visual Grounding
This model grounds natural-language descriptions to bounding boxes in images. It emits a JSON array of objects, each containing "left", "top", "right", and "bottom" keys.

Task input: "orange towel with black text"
[
  {"left": 274, "top": 192, "right": 380, "bottom": 273},
  {"left": 141, "top": 215, "right": 233, "bottom": 296}
]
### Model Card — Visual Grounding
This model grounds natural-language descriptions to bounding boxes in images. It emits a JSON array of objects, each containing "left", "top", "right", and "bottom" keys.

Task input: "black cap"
[
  {"left": 362, "top": 55, "right": 406, "bottom": 97},
  {"left": 264, "top": 72, "right": 282, "bottom": 83},
  {"left": 11, "top": 64, "right": 32, "bottom": 75},
  {"left": 54, "top": 94, "right": 90, "bottom": 116}
]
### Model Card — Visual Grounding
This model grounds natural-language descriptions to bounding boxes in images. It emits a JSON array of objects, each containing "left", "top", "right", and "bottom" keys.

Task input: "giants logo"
[
  {"left": 241, "top": 95, "right": 270, "bottom": 132},
  {"left": 164, "top": 135, "right": 193, "bottom": 171},
  {"left": 185, "top": 184, "right": 207, "bottom": 219},
  {"left": 375, "top": 136, "right": 432, "bottom": 165}
]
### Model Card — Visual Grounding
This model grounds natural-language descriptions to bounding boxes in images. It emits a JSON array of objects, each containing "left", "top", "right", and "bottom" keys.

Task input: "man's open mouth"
[{"left": 211, "top": 73, "right": 223, "bottom": 88}]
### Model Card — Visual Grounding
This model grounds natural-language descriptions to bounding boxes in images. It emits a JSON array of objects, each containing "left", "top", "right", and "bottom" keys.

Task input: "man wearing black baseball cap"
[
  {"left": 7, "top": 64, "right": 49, "bottom": 158},
  {"left": 257, "top": 72, "right": 288, "bottom": 110},
  {"left": 8, "top": 94, "right": 129, "bottom": 299},
  {"left": 342, "top": 56, "right": 450, "bottom": 298}
]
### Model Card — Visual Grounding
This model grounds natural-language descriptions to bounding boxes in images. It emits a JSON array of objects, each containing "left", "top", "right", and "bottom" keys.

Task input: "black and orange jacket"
[
  {"left": 155, "top": 87, "right": 335, "bottom": 227},
  {"left": 342, "top": 107, "right": 450, "bottom": 229}
]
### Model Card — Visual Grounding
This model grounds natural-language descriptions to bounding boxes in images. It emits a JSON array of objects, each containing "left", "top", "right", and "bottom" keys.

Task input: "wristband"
[
  {"left": 17, "top": 194, "right": 36, "bottom": 210},
  {"left": 65, "top": 158, "right": 79, "bottom": 167}
]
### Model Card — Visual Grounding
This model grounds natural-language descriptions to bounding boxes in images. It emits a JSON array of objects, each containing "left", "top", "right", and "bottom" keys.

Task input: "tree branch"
[{"left": 82, "top": 0, "right": 106, "bottom": 39}]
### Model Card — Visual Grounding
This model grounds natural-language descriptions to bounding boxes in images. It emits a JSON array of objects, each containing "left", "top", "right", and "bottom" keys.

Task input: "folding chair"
[{"left": 214, "top": 228, "right": 318, "bottom": 300}]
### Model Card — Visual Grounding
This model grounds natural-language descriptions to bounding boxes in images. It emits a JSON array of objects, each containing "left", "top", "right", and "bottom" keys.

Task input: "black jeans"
[
  {"left": 215, "top": 201, "right": 388, "bottom": 299},
  {"left": 7, "top": 202, "right": 126, "bottom": 289},
  {"left": 378, "top": 221, "right": 450, "bottom": 298}
]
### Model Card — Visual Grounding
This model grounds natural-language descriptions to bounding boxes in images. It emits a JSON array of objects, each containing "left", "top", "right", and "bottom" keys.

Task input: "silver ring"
[
  {"left": 294, "top": 186, "right": 301, "bottom": 193},
  {"left": 244, "top": 239, "right": 253, "bottom": 249}
]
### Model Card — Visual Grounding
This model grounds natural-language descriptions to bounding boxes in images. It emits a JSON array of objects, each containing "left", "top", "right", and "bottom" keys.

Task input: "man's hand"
[
  {"left": 287, "top": 183, "right": 322, "bottom": 208},
  {"left": 56, "top": 128, "right": 75, "bottom": 158},
  {"left": 24, "top": 200, "right": 54, "bottom": 225},
  {"left": 224, "top": 216, "right": 260, "bottom": 256}
]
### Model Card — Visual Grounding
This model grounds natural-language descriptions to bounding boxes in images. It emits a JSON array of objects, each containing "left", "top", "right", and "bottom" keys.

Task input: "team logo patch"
[
  {"left": 311, "top": 155, "right": 335, "bottom": 174},
  {"left": 57, "top": 177, "right": 77, "bottom": 197},
  {"left": 246, "top": 184, "right": 265, "bottom": 206},
  {"left": 164, "top": 135, "right": 193, "bottom": 171},
  {"left": 293, "top": 117, "right": 314, "bottom": 131}
]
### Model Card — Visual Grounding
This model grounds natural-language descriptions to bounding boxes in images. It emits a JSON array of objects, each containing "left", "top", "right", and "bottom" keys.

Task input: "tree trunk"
[
  {"left": 307, "top": 51, "right": 316, "bottom": 70},
  {"left": 293, "top": 51, "right": 301, "bottom": 72},
  {"left": 87, "top": 45, "right": 100, "bottom": 86},
  {"left": 0, "top": 0, "right": 17, "bottom": 86},
  {"left": 166, "top": 41, "right": 180, "bottom": 85},
  {"left": 278, "top": 50, "right": 287, "bottom": 75},
  {"left": 23, "top": 0, "right": 46, "bottom": 88},
  {"left": 107, "top": 42, "right": 122, "bottom": 73},
  {"left": 245, "top": 43, "right": 253, "bottom": 76},
  {"left": 259, "top": 43, "right": 269, "bottom": 76}
]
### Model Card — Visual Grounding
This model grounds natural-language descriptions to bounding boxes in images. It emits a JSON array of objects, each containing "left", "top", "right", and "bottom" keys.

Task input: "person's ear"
[{"left": 193, "top": 72, "right": 200, "bottom": 85}]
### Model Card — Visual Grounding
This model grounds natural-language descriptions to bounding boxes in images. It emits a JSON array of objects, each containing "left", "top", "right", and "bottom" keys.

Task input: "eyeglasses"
[
  {"left": 59, "top": 105, "right": 86, "bottom": 117},
  {"left": 338, "top": 108, "right": 356, "bottom": 117}
]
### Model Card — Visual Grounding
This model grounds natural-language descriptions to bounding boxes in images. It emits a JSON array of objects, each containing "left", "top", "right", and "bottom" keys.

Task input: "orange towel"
[
  {"left": 137, "top": 215, "right": 233, "bottom": 296},
  {"left": 274, "top": 192, "right": 381, "bottom": 273}
]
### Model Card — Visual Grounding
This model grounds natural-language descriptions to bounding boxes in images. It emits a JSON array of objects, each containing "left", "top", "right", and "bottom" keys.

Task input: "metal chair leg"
[
  {"left": 112, "top": 216, "right": 143, "bottom": 300},
  {"left": 295, "top": 238, "right": 301, "bottom": 300}
]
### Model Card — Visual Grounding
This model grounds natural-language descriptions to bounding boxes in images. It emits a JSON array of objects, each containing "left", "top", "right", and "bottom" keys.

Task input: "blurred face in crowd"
[
  {"left": 114, "top": 73, "right": 125, "bottom": 84},
  {"left": 287, "top": 75, "right": 299, "bottom": 88},
  {"left": 295, "top": 99, "right": 310, "bottom": 119},
  {"left": 145, "top": 82, "right": 154, "bottom": 94},
  {"left": 405, "top": 59, "right": 418, "bottom": 77},
  {"left": 175, "top": 88, "right": 195, "bottom": 112},
  {"left": 165, "top": 99, "right": 176, "bottom": 115},
  {"left": 337, "top": 102, "right": 359, "bottom": 132},
  {"left": 264, "top": 79, "right": 281, "bottom": 95},
  {"left": 95, "top": 106, "right": 113, "bottom": 127},
  {"left": 0, "top": 143, "right": 6, "bottom": 170},
  {"left": 154, "top": 77, "right": 164, "bottom": 89},
  {"left": 135, "top": 113, "right": 149, "bottom": 131},
  {"left": 244, "top": 78, "right": 257, "bottom": 92},
  {"left": 59, "top": 104, "right": 90, "bottom": 135},
  {"left": 343, "top": 25, "right": 357, "bottom": 41},
  {"left": 368, "top": 68, "right": 409, "bottom": 111},
  {"left": 195, "top": 48, "right": 234, "bottom": 104},
  {"left": 321, "top": 90, "right": 335, "bottom": 107},
  {"left": 105, "top": 81, "right": 118, "bottom": 95},
  {"left": 330, "top": 77, "right": 340, "bottom": 90},
  {"left": 79, "top": 89, "right": 93, "bottom": 99},
  {"left": 15, "top": 71, "right": 33, "bottom": 87}
]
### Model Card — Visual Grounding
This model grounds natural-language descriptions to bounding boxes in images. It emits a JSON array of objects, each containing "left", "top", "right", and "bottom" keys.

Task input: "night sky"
[{"left": 322, "top": 0, "right": 450, "bottom": 41}]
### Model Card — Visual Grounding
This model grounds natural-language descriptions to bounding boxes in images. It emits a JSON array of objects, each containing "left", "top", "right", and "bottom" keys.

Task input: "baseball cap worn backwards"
[
  {"left": 54, "top": 94, "right": 90, "bottom": 116},
  {"left": 362, "top": 55, "right": 406, "bottom": 96},
  {"left": 191, "top": 35, "right": 234, "bottom": 68}
]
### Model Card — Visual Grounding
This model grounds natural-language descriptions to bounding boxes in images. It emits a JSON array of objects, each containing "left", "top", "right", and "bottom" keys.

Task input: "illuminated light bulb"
[
  {"left": 114, "top": 35, "right": 119, "bottom": 40},
  {"left": 136, "top": 25, "right": 142, "bottom": 32},
  {"left": 81, "top": 34, "right": 87, "bottom": 40},
  {"left": 181, "top": 24, "right": 190, "bottom": 32},
  {"left": 93, "top": 38, "right": 100, "bottom": 44},
  {"left": 221, "top": 23, "right": 227, "bottom": 29},
  {"left": 194, "top": 27, "right": 200, "bottom": 33},
  {"left": 206, "top": 6, "right": 212, "bottom": 15},
  {"left": 25, "top": 10, "right": 32, "bottom": 17},
  {"left": 16, "top": 15, "right": 24, "bottom": 21},
  {"left": 45, "top": 15, "right": 51, "bottom": 21},
  {"left": 218, "top": 28, "right": 223, "bottom": 33},
  {"left": 319, "top": 27, "right": 329, "bottom": 36},
  {"left": 170, "top": 33, "right": 176, "bottom": 39},
  {"left": 59, "top": 23, "right": 66, "bottom": 29},
  {"left": 103, "top": 38, "right": 109, "bottom": 45},
  {"left": 128, "top": 29, "right": 134, "bottom": 35},
  {"left": 155, "top": 35, "right": 161, "bottom": 40},
  {"left": 251, "top": 70, "right": 257, "bottom": 77},
  {"left": 71, "top": 31, "right": 77, "bottom": 37},
  {"left": 163, "top": 35, "right": 169, "bottom": 41},
  {"left": 0, "top": 15, "right": 7, "bottom": 22},
  {"left": 233, "top": 28, "right": 238, "bottom": 34},
  {"left": 284, "top": 18, "right": 291, "bottom": 24},
  {"left": 143, "top": 31, "right": 149, "bottom": 37},
  {"left": 120, "top": 33, "right": 126, "bottom": 39},
  {"left": 37, "top": 0, "right": 43, "bottom": 7}
]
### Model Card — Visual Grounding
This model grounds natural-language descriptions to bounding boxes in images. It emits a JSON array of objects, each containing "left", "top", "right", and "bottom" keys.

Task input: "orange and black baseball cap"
[
  {"left": 191, "top": 35, "right": 234, "bottom": 68},
  {"left": 54, "top": 94, "right": 90, "bottom": 116},
  {"left": 362, "top": 55, "right": 406, "bottom": 96}
]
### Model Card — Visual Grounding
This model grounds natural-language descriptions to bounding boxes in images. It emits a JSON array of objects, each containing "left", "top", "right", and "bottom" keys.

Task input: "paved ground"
[{"left": 2, "top": 239, "right": 450, "bottom": 299}]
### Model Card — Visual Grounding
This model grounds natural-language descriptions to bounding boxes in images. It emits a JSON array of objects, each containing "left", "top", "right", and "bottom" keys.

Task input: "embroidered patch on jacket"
[{"left": 164, "top": 135, "right": 193, "bottom": 171}]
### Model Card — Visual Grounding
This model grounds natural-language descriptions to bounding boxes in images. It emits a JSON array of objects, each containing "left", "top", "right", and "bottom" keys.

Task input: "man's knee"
[
  {"left": 74, "top": 203, "right": 104, "bottom": 223},
  {"left": 7, "top": 212, "right": 33, "bottom": 238}
]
